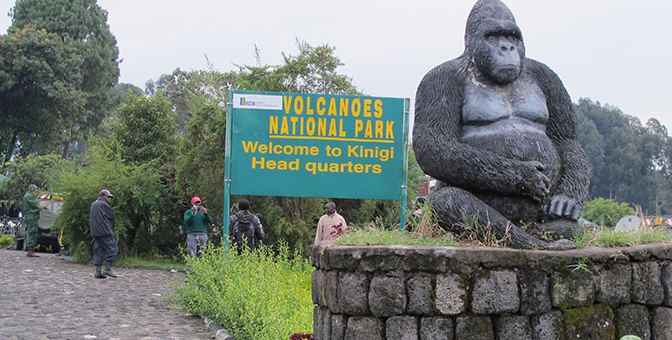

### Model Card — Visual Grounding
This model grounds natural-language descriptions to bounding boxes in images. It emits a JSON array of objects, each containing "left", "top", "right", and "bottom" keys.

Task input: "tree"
[
  {"left": 0, "top": 26, "right": 84, "bottom": 164},
  {"left": 0, "top": 154, "right": 73, "bottom": 203},
  {"left": 10, "top": 0, "right": 120, "bottom": 157}
]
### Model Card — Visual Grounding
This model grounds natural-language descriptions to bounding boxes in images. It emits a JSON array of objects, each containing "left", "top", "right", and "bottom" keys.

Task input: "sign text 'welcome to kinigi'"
[{"left": 226, "top": 91, "right": 408, "bottom": 200}]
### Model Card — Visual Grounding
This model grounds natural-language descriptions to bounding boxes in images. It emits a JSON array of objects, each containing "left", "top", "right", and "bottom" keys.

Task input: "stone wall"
[{"left": 310, "top": 243, "right": 672, "bottom": 340}]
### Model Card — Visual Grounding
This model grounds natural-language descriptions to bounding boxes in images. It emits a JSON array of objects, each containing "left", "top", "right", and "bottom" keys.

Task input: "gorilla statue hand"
[
  {"left": 544, "top": 194, "right": 580, "bottom": 220},
  {"left": 520, "top": 161, "right": 550, "bottom": 203}
]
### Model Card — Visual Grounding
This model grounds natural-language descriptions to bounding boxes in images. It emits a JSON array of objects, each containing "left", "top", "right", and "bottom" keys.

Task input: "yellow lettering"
[
  {"left": 294, "top": 96, "right": 304, "bottom": 114},
  {"left": 269, "top": 116, "right": 278, "bottom": 134},
  {"left": 355, "top": 120, "right": 363, "bottom": 137},
  {"left": 375, "top": 120, "right": 384, "bottom": 139},
  {"left": 317, "top": 97, "right": 326, "bottom": 115},
  {"left": 306, "top": 96, "right": 314, "bottom": 115},
  {"left": 251, "top": 157, "right": 264, "bottom": 169},
  {"left": 364, "top": 120, "right": 373, "bottom": 138},
  {"left": 363, "top": 99, "right": 372, "bottom": 117},
  {"left": 317, "top": 118, "right": 327, "bottom": 136},
  {"left": 328, "top": 98, "right": 337, "bottom": 116},
  {"left": 283, "top": 96, "right": 292, "bottom": 114},
  {"left": 351, "top": 99, "right": 361, "bottom": 117},
  {"left": 280, "top": 117, "right": 289, "bottom": 134},
  {"left": 328, "top": 118, "right": 338, "bottom": 136},
  {"left": 241, "top": 141, "right": 259, "bottom": 153},
  {"left": 374, "top": 99, "right": 383, "bottom": 118},
  {"left": 339, "top": 98, "right": 349, "bottom": 116},
  {"left": 386, "top": 121, "right": 395, "bottom": 139}
]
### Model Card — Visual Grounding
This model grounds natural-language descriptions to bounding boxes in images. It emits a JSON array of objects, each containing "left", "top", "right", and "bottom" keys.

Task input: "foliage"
[
  {"left": 336, "top": 221, "right": 457, "bottom": 247},
  {"left": 0, "top": 235, "right": 14, "bottom": 247},
  {"left": 11, "top": 0, "right": 120, "bottom": 155},
  {"left": 573, "top": 225, "right": 670, "bottom": 248},
  {"left": 0, "top": 26, "right": 84, "bottom": 161},
  {"left": 581, "top": 197, "right": 635, "bottom": 228},
  {"left": 0, "top": 154, "right": 73, "bottom": 202},
  {"left": 576, "top": 98, "right": 672, "bottom": 216},
  {"left": 55, "top": 139, "right": 167, "bottom": 258},
  {"left": 173, "top": 243, "right": 313, "bottom": 340}
]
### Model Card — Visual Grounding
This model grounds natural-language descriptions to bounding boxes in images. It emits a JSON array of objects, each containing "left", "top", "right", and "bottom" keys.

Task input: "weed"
[
  {"left": 568, "top": 258, "right": 592, "bottom": 274},
  {"left": 0, "top": 235, "right": 14, "bottom": 247}
]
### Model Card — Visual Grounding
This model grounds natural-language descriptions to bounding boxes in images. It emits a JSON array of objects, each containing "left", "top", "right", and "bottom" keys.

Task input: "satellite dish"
[{"left": 615, "top": 215, "right": 642, "bottom": 232}]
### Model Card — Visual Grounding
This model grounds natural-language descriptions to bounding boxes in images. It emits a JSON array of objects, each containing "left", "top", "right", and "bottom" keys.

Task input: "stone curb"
[{"left": 204, "top": 317, "right": 235, "bottom": 340}]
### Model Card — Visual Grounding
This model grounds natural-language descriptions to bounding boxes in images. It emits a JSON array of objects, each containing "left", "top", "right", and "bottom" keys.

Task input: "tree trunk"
[{"left": 61, "top": 141, "right": 70, "bottom": 159}]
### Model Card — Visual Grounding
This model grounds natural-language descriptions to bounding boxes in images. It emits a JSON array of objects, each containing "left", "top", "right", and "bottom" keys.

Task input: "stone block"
[
  {"left": 495, "top": 315, "right": 532, "bottom": 340},
  {"left": 531, "top": 311, "right": 565, "bottom": 340},
  {"left": 320, "top": 308, "right": 332, "bottom": 340},
  {"left": 471, "top": 270, "right": 519, "bottom": 315},
  {"left": 551, "top": 268, "right": 595, "bottom": 308},
  {"left": 420, "top": 317, "right": 453, "bottom": 340},
  {"left": 338, "top": 272, "right": 369, "bottom": 315},
  {"left": 327, "top": 248, "right": 361, "bottom": 270},
  {"left": 652, "top": 307, "right": 672, "bottom": 340},
  {"left": 631, "top": 262, "right": 664, "bottom": 305},
  {"left": 369, "top": 275, "right": 407, "bottom": 317},
  {"left": 455, "top": 316, "right": 494, "bottom": 340},
  {"left": 323, "top": 271, "right": 340, "bottom": 313},
  {"left": 402, "top": 248, "right": 448, "bottom": 273},
  {"left": 615, "top": 304, "right": 650, "bottom": 340},
  {"left": 435, "top": 273, "right": 467, "bottom": 316},
  {"left": 662, "top": 263, "right": 672, "bottom": 307},
  {"left": 331, "top": 314, "right": 346, "bottom": 340},
  {"left": 519, "top": 270, "right": 551, "bottom": 315},
  {"left": 312, "top": 270, "right": 324, "bottom": 306},
  {"left": 408, "top": 274, "right": 434, "bottom": 315},
  {"left": 563, "top": 305, "right": 615, "bottom": 339},
  {"left": 598, "top": 263, "right": 631, "bottom": 306},
  {"left": 345, "top": 317, "right": 384, "bottom": 340},
  {"left": 386, "top": 316, "right": 418, "bottom": 340},
  {"left": 361, "top": 253, "right": 402, "bottom": 272},
  {"left": 314, "top": 306, "right": 322, "bottom": 339}
]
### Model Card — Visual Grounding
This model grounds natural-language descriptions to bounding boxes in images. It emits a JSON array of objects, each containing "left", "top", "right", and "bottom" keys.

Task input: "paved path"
[{"left": 0, "top": 249, "right": 213, "bottom": 340}]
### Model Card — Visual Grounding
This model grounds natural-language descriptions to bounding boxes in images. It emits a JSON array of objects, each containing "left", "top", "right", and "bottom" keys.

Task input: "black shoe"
[
  {"left": 95, "top": 273, "right": 106, "bottom": 279},
  {"left": 103, "top": 271, "right": 117, "bottom": 278}
]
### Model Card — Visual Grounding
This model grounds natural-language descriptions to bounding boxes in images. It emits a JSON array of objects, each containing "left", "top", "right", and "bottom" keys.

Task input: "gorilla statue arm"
[
  {"left": 528, "top": 59, "right": 591, "bottom": 219},
  {"left": 413, "top": 57, "right": 550, "bottom": 202}
]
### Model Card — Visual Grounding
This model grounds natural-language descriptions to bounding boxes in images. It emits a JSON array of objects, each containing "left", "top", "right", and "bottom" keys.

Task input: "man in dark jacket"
[
  {"left": 229, "top": 199, "right": 264, "bottom": 254},
  {"left": 90, "top": 189, "right": 117, "bottom": 279}
]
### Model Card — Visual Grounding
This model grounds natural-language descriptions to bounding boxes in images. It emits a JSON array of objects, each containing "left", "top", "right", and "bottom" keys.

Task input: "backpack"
[{"left": 232, "top": 212, "right": 256, "bottom": 252}]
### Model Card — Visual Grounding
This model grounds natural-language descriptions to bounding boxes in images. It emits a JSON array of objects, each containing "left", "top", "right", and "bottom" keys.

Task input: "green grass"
[
  {"left": 0, "top": 235, "right": 14, "bottom": 247},
  {"left": 574, "top": 226, "right": 671, "bottom": 248},
  {"left": 172, "top": 243, "right": 313, "bottom": 340},
  {"left": 336, "top": 227, "right": 458, "bottom": 247}
]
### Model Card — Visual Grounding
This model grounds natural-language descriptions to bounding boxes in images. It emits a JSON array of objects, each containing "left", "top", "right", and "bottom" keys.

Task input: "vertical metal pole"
[
  {"left": 223, "top": 91, "right": 234, "bottom": 250},
  {"left": 400, "top": 98, "right": 411, "bottom": 230}
]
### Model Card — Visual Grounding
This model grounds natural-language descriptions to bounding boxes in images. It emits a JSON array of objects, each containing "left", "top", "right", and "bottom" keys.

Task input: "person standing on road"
[
  {"left": 184, "top": 196, "right": 212, "bottom": 258},
  {"left": 90, "top": 189, "right": 118, "bottom": 279},
  {"left": 314, "top": 202, "right": 348, "bottom": 244},
  {"left": 23, "top": 184, "right": 45, "bottom": 257}
]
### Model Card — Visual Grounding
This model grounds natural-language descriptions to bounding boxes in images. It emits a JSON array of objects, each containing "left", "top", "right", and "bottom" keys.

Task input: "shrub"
[
  {"left": 0, "top": 235, "right": 14, "bottom": 247},
  {"left": 173, "top": 243, "right": 313, "bottom": 340},
  {"left": 581, "top": 197, "right": 636, "bottom": 227}
]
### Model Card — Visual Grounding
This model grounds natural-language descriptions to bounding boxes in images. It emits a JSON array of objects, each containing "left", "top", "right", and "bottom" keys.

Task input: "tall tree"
[
  {"left": 10, "top": 0, "right": 120, "bottom": 157},
  {"left": 0, "top": 26, "right": 84, "bottom": 165}
]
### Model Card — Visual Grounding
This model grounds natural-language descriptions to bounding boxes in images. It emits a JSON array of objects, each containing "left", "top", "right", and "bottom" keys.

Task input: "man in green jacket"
[
  {"left": 23, "top": 184, "right": 44, "bottom": 257},
  {"left": 184, "top": 196, "right": 212, "bottom": 258}
]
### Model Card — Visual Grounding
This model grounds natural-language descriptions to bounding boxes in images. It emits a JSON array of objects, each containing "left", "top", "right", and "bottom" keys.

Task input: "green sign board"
[{"left": 226, "top": 91, "right": 408, "bottom": 200}]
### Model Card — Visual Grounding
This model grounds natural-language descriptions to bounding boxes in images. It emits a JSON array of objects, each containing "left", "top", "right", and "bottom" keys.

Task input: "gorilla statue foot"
[{"left": 540, "top": 218, "right": 584, "bottom": 241}]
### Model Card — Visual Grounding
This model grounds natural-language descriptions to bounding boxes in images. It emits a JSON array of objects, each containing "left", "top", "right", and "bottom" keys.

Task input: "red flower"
[
  {"left": 329, "top": 222, "right": 345, "bottom": 237},
  {"left": 289, "top": 333, "right": 314, "bottom": 340}
]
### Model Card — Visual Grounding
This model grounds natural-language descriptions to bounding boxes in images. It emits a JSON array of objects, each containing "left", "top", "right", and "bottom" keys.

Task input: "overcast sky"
[{"left": 2, "top": 0, "right": 671, "bottom": 131}]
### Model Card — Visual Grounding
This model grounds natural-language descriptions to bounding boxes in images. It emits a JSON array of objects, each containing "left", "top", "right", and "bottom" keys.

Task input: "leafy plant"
[
  {"left": 568, "top": 258, "right": 592, "bottom": 273},
  {"left": 173, "top": 242, "right": 313, "bottom": 340},
  {"left": 581, "top": 197, "right": 635, "bottom": 228},
  {"left": 0, "top": 235, "right": 14, "bottom": 247}
]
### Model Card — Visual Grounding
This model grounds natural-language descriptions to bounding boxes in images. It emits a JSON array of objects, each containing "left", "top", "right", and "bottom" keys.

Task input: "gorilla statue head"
[{"left": 464, "top": 0, "right": 526, "bottom": 85}]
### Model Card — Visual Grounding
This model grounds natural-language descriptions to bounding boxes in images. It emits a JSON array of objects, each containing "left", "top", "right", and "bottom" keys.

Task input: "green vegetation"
[
  {"left": 0, "top": 236, "right": 14, "bottom": 247},
  {"left": 115, "top": 255, "right": 185, "bottom": 270},
  {"left": 337, "top": 227, "right": 458, "bottom": 247},
  {"left": 173, "top": 244, "right": 313, "bottom": 340},
  {"left": 581, "top": 197, "right": 636, "bottom": 228},
  {"left": 574, "top": 226, "right": 670, "bottom": 248}
]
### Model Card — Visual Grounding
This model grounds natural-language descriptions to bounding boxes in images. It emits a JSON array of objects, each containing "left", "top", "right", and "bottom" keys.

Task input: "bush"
[
  {"left": 581, "top": 197, "right": 636, "bottom": 227},
  {"left": 0, "top": 235, "right": 14, "bottom": 247},
  {"left": 173, "top": 243, "right": 313, "bottom": 340}
]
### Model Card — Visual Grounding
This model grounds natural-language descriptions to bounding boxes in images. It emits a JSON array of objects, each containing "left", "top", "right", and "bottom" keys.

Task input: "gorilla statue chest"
[{"left": 460, "top": 70, "right": 556, "bottom": 164}]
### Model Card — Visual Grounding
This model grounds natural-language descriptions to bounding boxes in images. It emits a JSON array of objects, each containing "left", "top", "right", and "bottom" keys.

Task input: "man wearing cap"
[
  {"left": 90, "top": 189, "right": 118, "bottom": 279},
  {"left": 184, "top": 196, "right": 212, "bottom": 258},
  {"left": 23, "top": 184, "right": 45, "bottom": 257}
]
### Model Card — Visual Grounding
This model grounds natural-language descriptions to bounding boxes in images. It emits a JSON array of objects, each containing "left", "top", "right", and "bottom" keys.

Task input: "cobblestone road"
[{"left": 0, "top": 249, "right": 213, "bottom": 340}]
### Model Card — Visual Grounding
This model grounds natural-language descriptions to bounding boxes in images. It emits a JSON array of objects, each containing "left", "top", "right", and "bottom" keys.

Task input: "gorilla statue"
[{"left": 413, "top": 0, "right": 591, "bottom": 249}]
